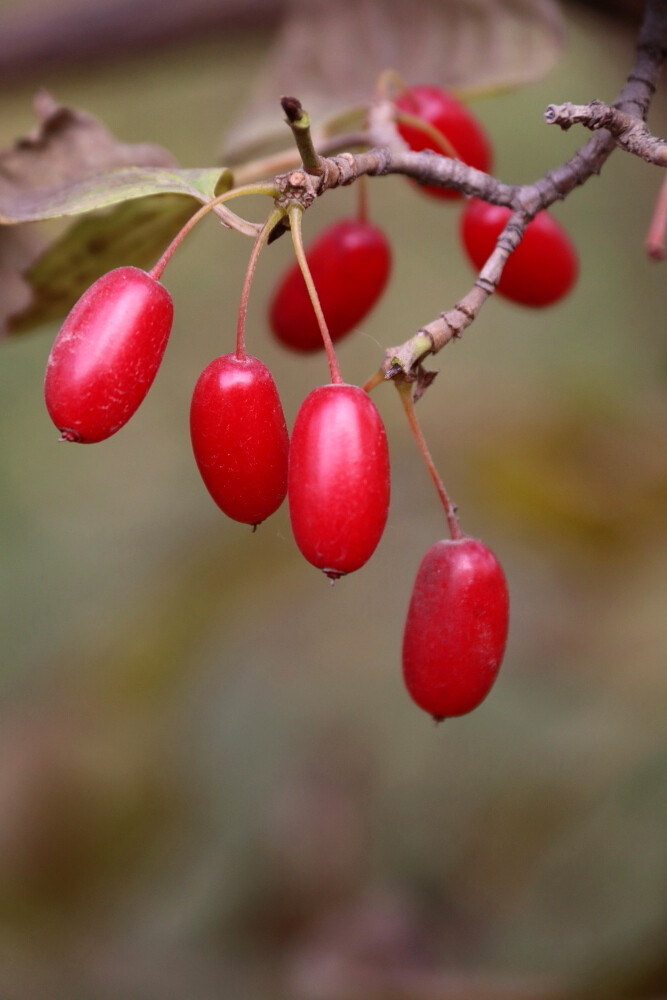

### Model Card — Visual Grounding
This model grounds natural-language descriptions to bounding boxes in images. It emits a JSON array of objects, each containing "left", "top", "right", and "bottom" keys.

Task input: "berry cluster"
[
  {"left": 42, "top": 82, "right": 581, "bottom": 723},
  {"left": 394, "top": 84, "right": 578, "bottom": 307}
]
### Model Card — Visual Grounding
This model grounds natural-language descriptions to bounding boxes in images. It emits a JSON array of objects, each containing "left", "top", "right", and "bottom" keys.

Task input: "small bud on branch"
[{"left": 280, "top": 95, "right": 323, "bottom": 176}]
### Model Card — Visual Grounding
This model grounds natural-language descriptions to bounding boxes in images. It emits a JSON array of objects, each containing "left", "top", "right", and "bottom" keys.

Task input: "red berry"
[
  {"left": 395, "top": 84, "right": 493, "bottom": 201},
  {"left": 44, "top": 266, "right": 173, "bottom": 443},
  {"left": 460, "top": 199, "right": 578, "bottom": 307},
  {"left": 402, "top": 538, "right": 509, "bottom": 720},
  {"left": 269, "top": 218, "right": 392, "bottom": 352},
  {"left": 190, "top": 354, "right": 289, "bottom": 526},
  {"left": 288, "top": 384, "right": 390, "bottom": 578}
]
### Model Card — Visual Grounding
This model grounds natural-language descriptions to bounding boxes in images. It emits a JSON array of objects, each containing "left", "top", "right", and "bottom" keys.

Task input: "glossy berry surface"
[
  {"left": 269, "top": 219, "right": 392, "bottom": 352},
  {"left": 288, "top": 384, "right": 390, "bottom": 578},
  {"left": 190, "top": 353, "right": 289, "bottom": 525},
  {"left": 395, "top": 84, "right": 493, "bottom": 201},
  {"left": 460, "top": 199, "right": 579, "bottom": 307},
  {"left": 402, "top": 538, "right": 509, "bottom": 720},
  {"left": 44, "top": 266, "right": 173, "bottom": 443}
]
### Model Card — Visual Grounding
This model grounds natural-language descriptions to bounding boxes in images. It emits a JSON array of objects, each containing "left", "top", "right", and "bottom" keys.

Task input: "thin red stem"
[
  {"left": 396, "top": 379, "right": 462, "bottom": 540},
  {"left": 645, "top": 173, "right": 667, "bottom": 261},
  {"left": 236, "top": 207, "right": 285, "bottom": 359},
  {"left": 288, "top": 204, "right": 343, "bottom": 384},
  {"left": 149, "top": 183, "right": 277, "bottom": 282},
  {"left": 362, "top": 368, "right": 385, "bottom": 394},
  {"left": 393, "top": 109, "right": 461, "bottom": 161},
  {"left": 357, "top": 173, "right": 369, "bottom": 224}
]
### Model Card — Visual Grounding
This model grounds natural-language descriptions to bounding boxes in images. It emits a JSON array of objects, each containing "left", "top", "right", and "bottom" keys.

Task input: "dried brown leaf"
[
  {"left": 0, "top": 93, "right": 213, "bottom": 337},
  {"left": 0, "top": 90, "right": 176, "bottom": 214},
  {"left": 0, "top": 227, "right": 48, "bottom": 335}
]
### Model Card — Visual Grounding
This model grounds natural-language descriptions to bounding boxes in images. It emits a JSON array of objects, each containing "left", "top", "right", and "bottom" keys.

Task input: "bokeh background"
[{"left": 1, "top": 1, "right": 666, "bottom": 997}]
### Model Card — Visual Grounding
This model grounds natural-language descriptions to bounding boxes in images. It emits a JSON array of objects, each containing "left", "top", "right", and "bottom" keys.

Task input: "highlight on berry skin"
[
  {"left": 288, "top": 383, "right": 391, "bottom": 579},
  {"left": 402, "top": 537, "right": 509, "bottom": 720},
  {"left": 460, "top": 199, "right": 578, "bottom": 307},
  {"left": 268, "top": 218, "right": 392, "bottom": 352},
  {"left": 44, "top": 267, "right": 174, "bottom": 443},
  {"left": 190, "top": 353, "right": 289, "bottom": 527},
  {"left": 394, "top": 84, "right": 493, "bottom": 201}
]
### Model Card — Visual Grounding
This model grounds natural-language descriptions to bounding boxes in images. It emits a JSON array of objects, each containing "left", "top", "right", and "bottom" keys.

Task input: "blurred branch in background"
[{"left": 0, "top": 0, "right": 281, "bottom": 83}]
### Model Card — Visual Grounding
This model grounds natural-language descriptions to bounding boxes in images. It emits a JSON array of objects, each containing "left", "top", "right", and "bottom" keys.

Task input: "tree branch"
[
  {"left": 315, "top": 0, "right": 667, "bottom": 380},
  {"left": 544, "top": 99, "right": 667, "bottom": 166}
]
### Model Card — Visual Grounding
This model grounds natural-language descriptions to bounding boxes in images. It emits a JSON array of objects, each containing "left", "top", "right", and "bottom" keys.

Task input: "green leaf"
[
  {"left": 0, "top": 93, "right": 233, "bottom": 336},
  {"left": 0, "top": 166, "right": 232, "bottom": 224},
  {"left": 7, "top": 194, "right": 204, "bottom": 335}
]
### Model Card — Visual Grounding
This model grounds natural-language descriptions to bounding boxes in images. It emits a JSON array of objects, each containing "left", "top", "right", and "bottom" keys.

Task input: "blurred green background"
[{"left": 0, "top": 2, "right": 666, "bottom": 998}]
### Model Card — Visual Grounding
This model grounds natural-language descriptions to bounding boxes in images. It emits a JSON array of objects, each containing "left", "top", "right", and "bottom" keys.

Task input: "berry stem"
[
  {"left": 645, "top": 173, "right": 667, "bottom": 261},
  {"left": 393, "top": 109, "right": 461, "bottom": 160},
  {"left": 362, "top": 368, "right": 385, "bottom": 394},
  {"left": 236, "top": 206, "right": 285, "bottom": 359},
  {"left": 356, "top": 173, "right": 369, "bottom": 224},
  {"left": 287, "top": 204, "right": 343, "bottom": 385},
  {"left": 395, "top": 378, "right": 462, "bottom": 540},
  {"left": 149, "top": 183, "right": 279, "bottom": 281},
  {"left": 375, "top": 69, "right": 408, "bottom": 100}
]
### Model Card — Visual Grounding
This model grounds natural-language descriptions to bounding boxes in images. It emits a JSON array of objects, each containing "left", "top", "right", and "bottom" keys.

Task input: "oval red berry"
[
  {"left": 395, "top": 84, "right": 493, "bottom": 201},
  {"left": 460, "top": 199, "right": 578, "bottom": 307},
  {"left": 288, "top": 384, "right": 390, "bottom": 578},
  {"left": 402, "top": 538, "right": 509, "bottom": 719},
  {"left": 44, "top": 266, "right": 173, "bottom": 443},
  {"left": 190, "top": 353, "right": 289, "bottom": 526},
  {"left": 269, "top": 218, "right": 391, "bottom": 352}
]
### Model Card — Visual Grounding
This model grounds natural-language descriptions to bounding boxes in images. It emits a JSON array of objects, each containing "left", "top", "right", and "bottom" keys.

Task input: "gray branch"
[
  {"left": 544, "top": 99, "right": 667, "bottom": 166},
  {"left": 331, "top": 0, "right": 667, "bottom": 379}
]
